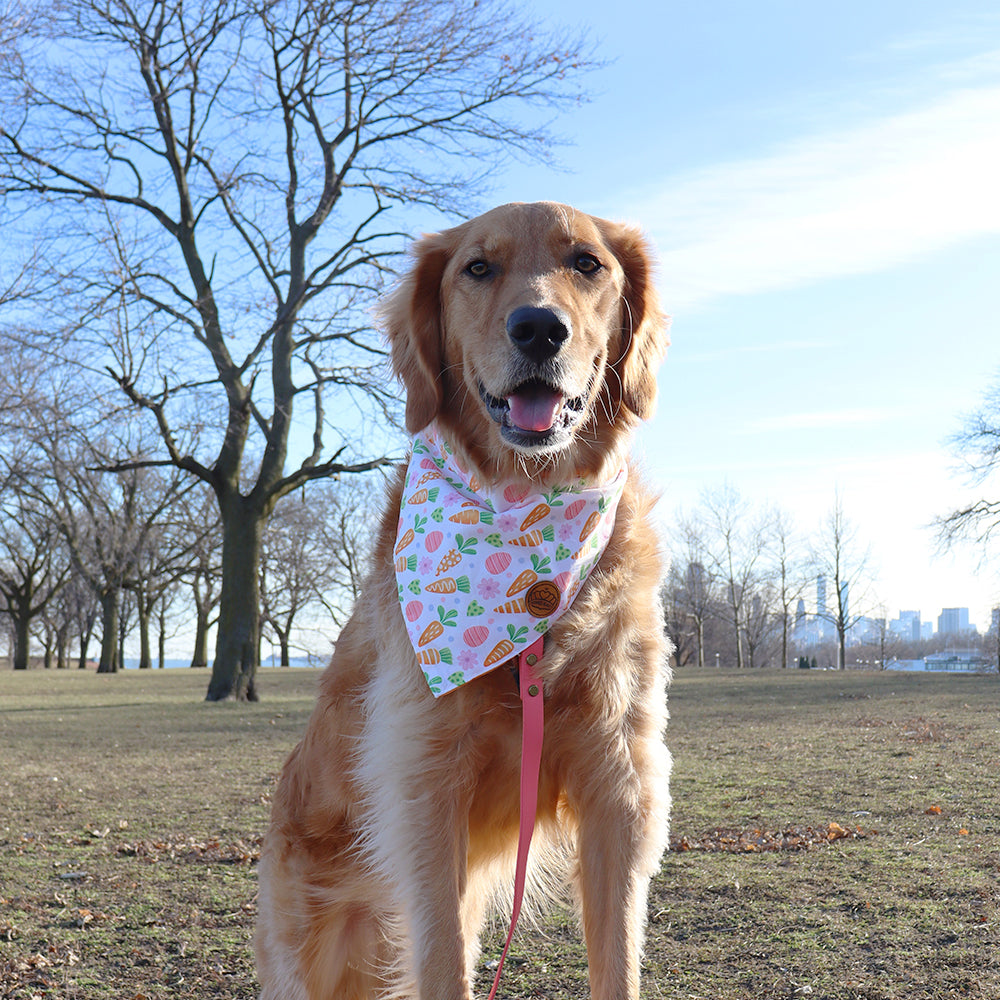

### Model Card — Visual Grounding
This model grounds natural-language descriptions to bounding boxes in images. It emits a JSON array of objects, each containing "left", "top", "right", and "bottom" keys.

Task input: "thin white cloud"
[
  {"left": 637, "top": 73, "right": 1000, "bottom": 310},
  {"left": 741, "top": 407, "right": 904, "bottom": 435}
]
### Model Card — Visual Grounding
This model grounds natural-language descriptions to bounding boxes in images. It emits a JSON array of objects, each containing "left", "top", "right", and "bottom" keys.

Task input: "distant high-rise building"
[
  {"left": 890, "top": 610, "right": 921, "bottom": 642},
  {"left": 816, "top": 575, "right": 827, "bottom": 616},
  {"left": 796, "top": 598, "right": 806, "bottom": 624},
  {"left": 937, "top": 607, "right": 973, "bottom": 636}
]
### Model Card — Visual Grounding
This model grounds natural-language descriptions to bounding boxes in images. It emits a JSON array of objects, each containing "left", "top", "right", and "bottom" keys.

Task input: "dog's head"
[{"left": 383, "top": 202, "right": 670, "bottom": 482}]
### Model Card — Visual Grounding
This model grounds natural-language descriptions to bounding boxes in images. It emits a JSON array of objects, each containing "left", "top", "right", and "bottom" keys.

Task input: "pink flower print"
[
  {"left": 497, "top": 512, "right": 520, "bottom": 533},
  {"left": 458, "top": 648, "right": 480, "bottom": 672},
  {"left": 557, "top": 521, "right": 576, "bottom": 542},
  {"left": 418, "top": 556, "right": 434, "bottom": 576},
  {"left": 476, "top": 577, "right": 501, "bottom": 600},
  {"left": 442, "top": 489, "right": 463, "bottom": 509}
]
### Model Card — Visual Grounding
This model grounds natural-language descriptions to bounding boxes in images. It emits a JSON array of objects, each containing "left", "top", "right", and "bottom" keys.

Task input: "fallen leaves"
[
  {"left": 115, "top": 836, "right": 261, "bottom": 865},
  {"left": 671, "top": 822, "right": 875, "bottom": 853},
  {"left": 0, "top": 944, "right": 80, "bottom": 994}
]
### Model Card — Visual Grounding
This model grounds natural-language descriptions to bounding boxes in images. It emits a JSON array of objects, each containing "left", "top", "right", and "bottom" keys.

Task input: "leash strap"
[{"left": 487, "top": 635, "right": 545, "bottom": 1000}]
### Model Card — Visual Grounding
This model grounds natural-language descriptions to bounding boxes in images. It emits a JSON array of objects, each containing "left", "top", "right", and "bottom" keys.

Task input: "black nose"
[{"left": 506, "top": 306, "right": 570, "bottom": 364}]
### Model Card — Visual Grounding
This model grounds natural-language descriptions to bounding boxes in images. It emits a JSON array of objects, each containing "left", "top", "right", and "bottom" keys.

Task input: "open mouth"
[{"left": 479, "top": 378, "right": 589, "bottom": 449}]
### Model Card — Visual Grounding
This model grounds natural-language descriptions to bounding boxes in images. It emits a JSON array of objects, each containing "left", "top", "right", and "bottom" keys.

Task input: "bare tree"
[
  {"left": 260, "top": 477, "right": 376, "bottom": 664},
  {"left": 664, "top": 516, "right": 718, "bottom": 669},
  {"left": 741, "top": 583, "right": 778, "bottom": 670},
  {"left": 699, "top": 484, "right": 769, "bottom": 669},
  {"left": 174, "top": 486, "right": 222, "bottom": 668},
  {"left": 124, "top": 473, "right": 210, "bottom": 669},
  {"left": 811, "top": 493, "right": 874, "bottom": 671},
  {"left": 19, "top": 418, "right": 191, "bottom": 673},
  {"left": 771, "top": 507, "right": 807, "bottom": 669},
  {"left": 1, "top": 0, "right": 595, "bottom": 700},
  {"left": 939, "top": 374, "right": 1000, "bottom": 559},
  {"left": 0, "top": 493, "right": 71, "bottom": 669}
]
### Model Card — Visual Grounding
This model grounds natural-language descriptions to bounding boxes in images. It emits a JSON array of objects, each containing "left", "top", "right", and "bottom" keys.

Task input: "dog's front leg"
[
  {"left": 404, "top": 796, "right": 474, "bottom": 1000},
  {"left": 357, "top": 694, "right": 474, "bottom": 1000},
  {"left": 572, "top": 740, "right": 669, "bottom": 1000}
]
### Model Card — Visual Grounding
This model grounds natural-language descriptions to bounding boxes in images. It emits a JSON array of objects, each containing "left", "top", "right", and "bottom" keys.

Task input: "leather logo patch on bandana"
[{"left": 394, "top": 425, "right": 626, "bottom": 696}]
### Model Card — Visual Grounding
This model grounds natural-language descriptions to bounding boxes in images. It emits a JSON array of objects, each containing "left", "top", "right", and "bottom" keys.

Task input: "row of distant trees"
[
  {"left": 0, "top": 375, "right": 376, "bottom": 672},
  {"left": 661, "top": 486, "right": 874, "bottom": 671}
]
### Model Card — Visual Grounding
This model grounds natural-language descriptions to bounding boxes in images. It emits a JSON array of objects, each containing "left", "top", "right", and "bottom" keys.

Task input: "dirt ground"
[{"left": 1, "top": 665, "right": 997, "bottom": 998}]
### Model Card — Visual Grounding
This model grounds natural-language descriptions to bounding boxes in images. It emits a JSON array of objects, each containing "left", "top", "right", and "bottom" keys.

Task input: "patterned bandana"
[{"left": 394, "top": 425, "right": 626, "bottom": 696}]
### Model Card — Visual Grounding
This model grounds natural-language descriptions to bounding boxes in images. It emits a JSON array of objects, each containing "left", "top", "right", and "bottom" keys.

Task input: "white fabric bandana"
[{"left": 394, "top": 425, "right": 626, "bottom": 696}]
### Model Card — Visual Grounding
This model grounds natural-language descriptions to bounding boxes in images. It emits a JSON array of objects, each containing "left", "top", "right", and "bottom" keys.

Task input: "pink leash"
[{"left": 487, "top": 635, "right": 545, "bottom": 1000}]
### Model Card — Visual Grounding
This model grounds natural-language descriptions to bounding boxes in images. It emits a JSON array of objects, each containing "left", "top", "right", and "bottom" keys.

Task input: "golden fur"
[{"left": 256, "top": 202, "right": 672, "bottom": 1000}]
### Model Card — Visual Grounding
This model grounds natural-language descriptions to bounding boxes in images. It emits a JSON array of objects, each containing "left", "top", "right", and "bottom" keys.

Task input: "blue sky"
[{"left": 485, "top": 0, "right": 1000, "bottom": 629}]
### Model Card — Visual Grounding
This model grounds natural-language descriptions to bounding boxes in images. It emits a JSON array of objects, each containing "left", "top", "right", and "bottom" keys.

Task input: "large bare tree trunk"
[
  {"left": 12, "top": 614, "right": 30, "bottom": 670},
  {"left": 206, "top": 497, "right": 264, "bottom": 701},
  {"left": 97, "top": 591, "right": 120, "bottom": 674}
]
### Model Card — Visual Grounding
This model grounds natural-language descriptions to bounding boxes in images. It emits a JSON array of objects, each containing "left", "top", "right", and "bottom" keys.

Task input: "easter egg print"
[
  {"left": 463, "top": 625, "right": 490, "bottom": 647},
  {"left": 485, "top": 551, "right": 511, "bottom": 575}
]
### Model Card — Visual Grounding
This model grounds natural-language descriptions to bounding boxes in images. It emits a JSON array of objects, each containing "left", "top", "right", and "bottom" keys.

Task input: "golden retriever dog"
[{"left": 256, "top": 201, "right": 672, "bottom": 1000}]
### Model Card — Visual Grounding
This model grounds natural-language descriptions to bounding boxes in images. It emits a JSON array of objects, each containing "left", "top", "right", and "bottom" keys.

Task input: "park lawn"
[{"left": 0, "top": 665, "right": 997, "bottom": 999}]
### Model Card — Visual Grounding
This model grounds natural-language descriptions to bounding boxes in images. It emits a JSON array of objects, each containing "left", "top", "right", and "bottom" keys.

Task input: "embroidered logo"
[{"left": 394, "top": 425, "right": 626, "bottom": 696}]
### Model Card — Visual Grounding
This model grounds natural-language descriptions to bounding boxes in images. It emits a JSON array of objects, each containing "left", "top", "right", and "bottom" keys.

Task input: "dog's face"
[{"left": 384, "top": 202, "right": 669, "bottom": 481}]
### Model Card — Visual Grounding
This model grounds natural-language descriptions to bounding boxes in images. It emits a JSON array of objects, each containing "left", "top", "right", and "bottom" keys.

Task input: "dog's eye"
[
  {"left": 574, "top": 253, "right": 602, "bottom": 274},
  {"left": 464, "top": 260, "right": 492, "bottom": 279}
]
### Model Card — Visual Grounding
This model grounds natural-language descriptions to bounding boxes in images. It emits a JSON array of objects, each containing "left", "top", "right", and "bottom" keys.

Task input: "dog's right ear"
[{"left": 380, "top": 232, "right": 451, "bottom": 434}]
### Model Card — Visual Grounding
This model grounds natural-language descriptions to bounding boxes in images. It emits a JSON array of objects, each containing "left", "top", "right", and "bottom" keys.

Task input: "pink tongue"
[{"left": 507, "top": 386, "right": 564, "bottom": 433}]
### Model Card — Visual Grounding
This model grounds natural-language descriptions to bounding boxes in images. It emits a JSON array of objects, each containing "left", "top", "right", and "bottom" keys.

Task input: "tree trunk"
[
  {"left": 137, "top": 598, "right": 152, "bottom": 669},
  {"left": 191, "top": 601, "right": 209, "bottom": 668},
  {"left": 696, "top": 619, "right": 705, "bottom": 669},
  {"left": 837, "top": 628, "right": 846, "bottom": 671},
  {"left": 158, "top": 606, "right": 167, "bottom": 669},
  {"left": 77, "top": 609, "right": 96, "bottom": 669},
  {"left": 97, "top": 590, "right": 120, "bottom": 673},
  {"left": 206, "top": 498, "right": 264, "bottom": 701},
  {"left": 732, "top": 615, "right": 744, "bottom": 669},
  {"left": 13, "top": 612, "right": 30, "bottom": 670},
  {"left": 56, "top": 624, "right": 70, "bottom": 669},
  {"left": 78, "top": 631, "right": 90, "bottom": 669}
]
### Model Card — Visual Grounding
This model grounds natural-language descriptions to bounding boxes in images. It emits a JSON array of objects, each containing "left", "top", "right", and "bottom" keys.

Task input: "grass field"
[{"left": 1, "top": 665, "right": 997, "bottom": 999}]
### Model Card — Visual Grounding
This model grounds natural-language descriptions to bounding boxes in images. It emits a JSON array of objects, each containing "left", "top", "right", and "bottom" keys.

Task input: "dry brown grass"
[{"left": 1, "top": 665, "right": 997, "bottom": 998}]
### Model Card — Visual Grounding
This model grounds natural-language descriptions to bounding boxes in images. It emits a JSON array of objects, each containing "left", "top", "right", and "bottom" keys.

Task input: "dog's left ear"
[
  {"left": 380, "top": 231, "right": 451, "bottom": 433},
  {"left": 597, "top": 220, "right": 671, "bottom": 420}
]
